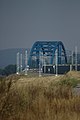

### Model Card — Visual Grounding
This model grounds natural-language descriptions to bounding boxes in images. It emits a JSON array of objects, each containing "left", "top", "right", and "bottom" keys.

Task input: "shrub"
[{"left": 59, "top": 78, "right": 78, "bottom": 87}]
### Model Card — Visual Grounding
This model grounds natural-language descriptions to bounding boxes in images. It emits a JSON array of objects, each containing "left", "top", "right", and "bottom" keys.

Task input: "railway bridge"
[{"left": 28, "top": 41, "right": 67, "bottom": 68}]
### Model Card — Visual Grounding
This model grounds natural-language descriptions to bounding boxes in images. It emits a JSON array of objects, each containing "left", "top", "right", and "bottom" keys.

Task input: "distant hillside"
[{"left": 0, "top": 48, "right": 30, "bottom": 68}]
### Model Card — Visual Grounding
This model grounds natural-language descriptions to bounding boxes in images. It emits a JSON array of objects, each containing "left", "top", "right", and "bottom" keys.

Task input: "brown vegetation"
[{"left": 0, "top": 71, "right": 80, "bottom": 120}]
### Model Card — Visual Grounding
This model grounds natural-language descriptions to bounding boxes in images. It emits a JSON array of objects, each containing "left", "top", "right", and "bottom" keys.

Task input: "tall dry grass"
[{"left": 0, "top": 72, "right": 80, "bottom": 120}]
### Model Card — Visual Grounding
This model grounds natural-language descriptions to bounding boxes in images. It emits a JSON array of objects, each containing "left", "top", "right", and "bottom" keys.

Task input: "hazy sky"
[{"left": 0, "top": 0, "right": 80, "bottom": 51}]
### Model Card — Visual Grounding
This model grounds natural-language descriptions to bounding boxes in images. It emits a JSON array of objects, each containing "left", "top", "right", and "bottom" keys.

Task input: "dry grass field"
[{"left": 0, "top": 71, "right": 80, "bottom": 120}]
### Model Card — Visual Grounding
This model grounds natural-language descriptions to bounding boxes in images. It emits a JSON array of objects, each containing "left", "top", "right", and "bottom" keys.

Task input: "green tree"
[
  {"left": 0, "top": 69, "right": 3, "bottom": 75},
  {"left": 4, "top": 64, "right": 16, "bottom": 76}
]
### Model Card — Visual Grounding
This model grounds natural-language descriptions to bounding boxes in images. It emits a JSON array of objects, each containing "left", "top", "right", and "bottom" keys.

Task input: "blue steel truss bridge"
[{"left": 28, "top": 41, "right": 67, "bottom": 68}]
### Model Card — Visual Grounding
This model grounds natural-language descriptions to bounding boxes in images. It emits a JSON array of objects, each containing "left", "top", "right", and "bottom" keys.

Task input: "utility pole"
[
  {"left": 16, "top": 52, "right": 19, "bottom": 75},
  {"left": 72, "top": 51, "right": 73, "bottom": 65},
  {"left": 70, "top": 51, "right": 73, "bottom": 71},
  {"left": 55, "top": 49, "right": 58, "bottom": 76},
  {"left": 75, "top": 46, "right": 77, "bottom": 71},
  {"left": 39, "top": 51, "right": 42, "bottom": 77},
  {"left": 43, "top": 54, "right": 46, "bottom": 73},
  {"left": 20, "top": 53, "right": 22, "bottom": 73},
  {"left": 25, "top": 50, "right": 28, "bottom": 75}
]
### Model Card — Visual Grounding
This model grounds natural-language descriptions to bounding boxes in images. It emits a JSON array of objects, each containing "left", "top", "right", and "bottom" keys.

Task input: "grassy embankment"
[{"left": 0, "top": 71, "right": 80, "bottom": 120}]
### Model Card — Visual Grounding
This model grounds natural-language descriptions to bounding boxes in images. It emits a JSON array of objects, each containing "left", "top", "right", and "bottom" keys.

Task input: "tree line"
[{"left": 0, "top": 64, "right": 16, "bottom": 76}]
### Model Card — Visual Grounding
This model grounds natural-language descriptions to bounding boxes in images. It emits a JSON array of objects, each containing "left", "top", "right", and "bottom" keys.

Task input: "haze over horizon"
[{"left": 0, "top": 0, "right": 80, "bottom": 51}]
